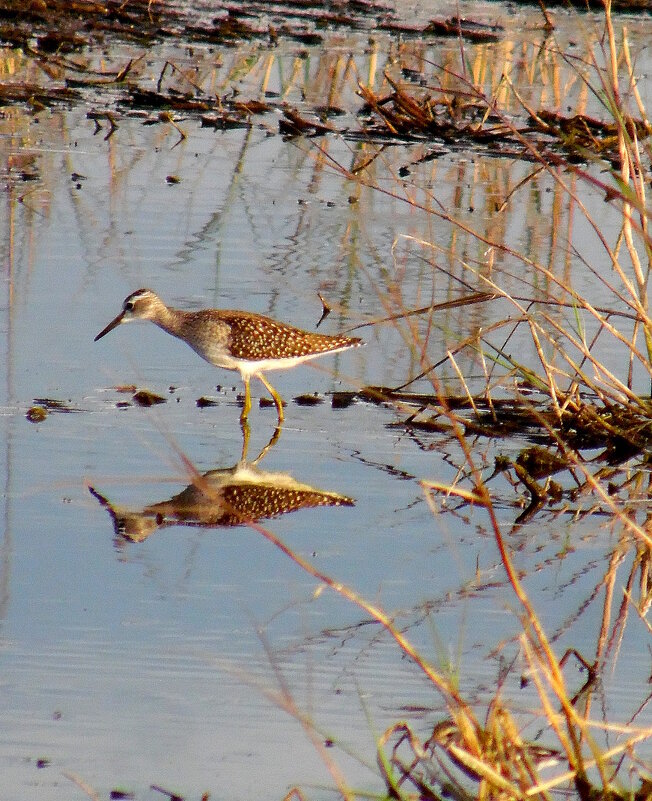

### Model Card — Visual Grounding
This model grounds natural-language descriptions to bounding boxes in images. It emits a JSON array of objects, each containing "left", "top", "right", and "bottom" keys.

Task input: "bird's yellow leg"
[
  {"left": 252, "top": 425, "right": 282, "bottom": 465},
  {"left": 240, "top": 418, "right": 251, "bottom": 461},
  {"left": 240, "top": 375, "right": 252, "bottom": 423},
  {"left": 258, "top": 373, "right": 284, "bottom": 423}
]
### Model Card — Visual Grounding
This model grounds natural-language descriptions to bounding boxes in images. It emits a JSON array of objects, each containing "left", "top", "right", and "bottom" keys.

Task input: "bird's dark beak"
[{"left": 94, "top": 310, "right": 125, "bottom": 341}]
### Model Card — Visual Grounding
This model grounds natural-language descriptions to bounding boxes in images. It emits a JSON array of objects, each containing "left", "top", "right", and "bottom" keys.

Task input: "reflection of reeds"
[
  {"left": 343, "top": 7, "right": 651, "bottom": 800},
  {"left": 207, "top": 9, "right": 651, "bottom": 801}
]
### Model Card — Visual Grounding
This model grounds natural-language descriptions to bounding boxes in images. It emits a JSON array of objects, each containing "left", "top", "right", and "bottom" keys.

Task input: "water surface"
[{"left": 1, "top": 2, "right": 651, "bottom": 798}]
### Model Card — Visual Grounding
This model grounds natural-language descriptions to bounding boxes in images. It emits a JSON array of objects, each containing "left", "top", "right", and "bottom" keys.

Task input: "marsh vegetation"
[{"left": 0, "top": 1, "right": 650, "bottom": 799}]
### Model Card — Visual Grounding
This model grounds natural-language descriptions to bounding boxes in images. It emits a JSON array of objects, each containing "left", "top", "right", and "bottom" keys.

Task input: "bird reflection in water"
[{"left": 89, "top": 426, "right": 354, "bottom": 545}]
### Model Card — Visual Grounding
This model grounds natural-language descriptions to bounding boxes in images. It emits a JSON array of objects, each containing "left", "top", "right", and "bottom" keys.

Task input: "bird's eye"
[{"left": 125, "top": 301, "right": 134, "bottom": 311}]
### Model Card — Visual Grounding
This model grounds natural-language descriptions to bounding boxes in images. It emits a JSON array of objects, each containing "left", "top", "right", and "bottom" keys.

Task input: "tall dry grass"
[{"left": 262, "top": 4, "right": 652, "bottom": 800}]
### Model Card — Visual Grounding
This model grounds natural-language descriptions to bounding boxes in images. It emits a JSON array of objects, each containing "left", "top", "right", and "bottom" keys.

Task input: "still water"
[{"left": 1, "top": 2, "right": 651, "bottom": 798}]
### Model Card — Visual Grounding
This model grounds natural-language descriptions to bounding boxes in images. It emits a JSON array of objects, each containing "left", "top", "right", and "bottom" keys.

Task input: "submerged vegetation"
[{"left": 1, "top": 0, "right": 651, "bottom": 799}]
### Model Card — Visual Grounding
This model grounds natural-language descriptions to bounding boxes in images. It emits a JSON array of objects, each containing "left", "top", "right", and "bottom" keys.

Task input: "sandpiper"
[{"left": 94, "top": 289, "right": 362, "bottom": 423}]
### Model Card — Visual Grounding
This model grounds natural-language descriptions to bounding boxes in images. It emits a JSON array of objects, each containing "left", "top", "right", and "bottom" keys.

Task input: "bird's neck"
[{"left": 152, "top": 304, "right": 184, "bottom": 337}]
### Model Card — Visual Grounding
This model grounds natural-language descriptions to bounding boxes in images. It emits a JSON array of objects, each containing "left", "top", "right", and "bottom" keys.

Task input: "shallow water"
[{"left": 1, "top": 2, "right": 651, "bottom": 799}]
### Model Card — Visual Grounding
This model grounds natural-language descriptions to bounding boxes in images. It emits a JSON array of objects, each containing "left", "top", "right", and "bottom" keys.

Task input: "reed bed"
[{"left": 261, "top": 4, "right": 652, "bottom": 800}]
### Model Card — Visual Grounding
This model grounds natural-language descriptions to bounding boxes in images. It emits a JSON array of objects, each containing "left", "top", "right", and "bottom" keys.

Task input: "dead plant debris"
[
  {"left": 32, "top": 397, "right": 85, "bottom": 413},
  {"left": 293, "top": 393, "right": 324, "bottom": 406},
  {"left": 196, "top": 396, "right": 219, "bottom": 407},
  {"left": 0, "top": 81, "right": 80, "bottom": 107},
  {"left": 0, "top": 0, "right": 397, "bottom": 55},
  {"left": 26, "top": 405, "right": 47, "bottom": 423},
  {"left": 5, "top": 0, "right": 643, "bottom": 165},
  {"left": 514, "top": 444, "right": 567, "bottom": 479},
  {"left": 363, "top": 385, "right": 652, "bottom": 486},
  {"left": 150, "top": 785, "right": 184, "bottom": 801},
  {"left": 380, "top": 15, "right": 504, "bottom": 42},
  {"left": 380, "top": 715, "right": 652, "bottom": 801},
  {"left": 378, "top": 382, "right": 652, "bottom": 525},
  {"left": 331, "top": 391, "right": 357, "bottom": 408},
  {"left": 132, "top": 389, "right": 166, "bottom": 406},
  {"left": 511, "top": 0, "right": 652, "bottom": 9},
  {"left": 357, "top": 76, "right": 652, "bottom": 162},
  {"left": 27, "top": 396, "right": 88, "bottom": 422}
]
